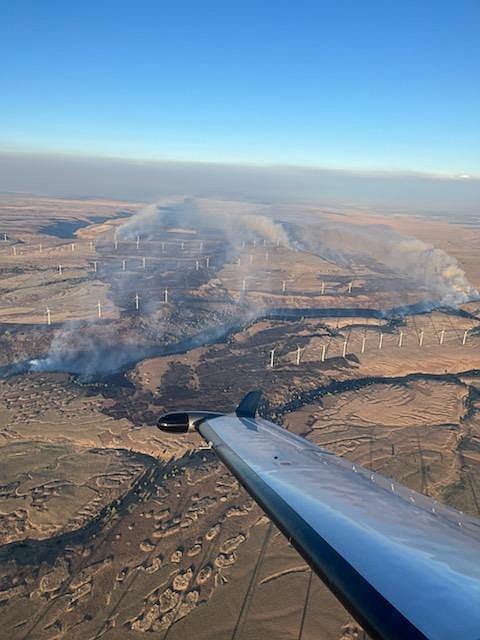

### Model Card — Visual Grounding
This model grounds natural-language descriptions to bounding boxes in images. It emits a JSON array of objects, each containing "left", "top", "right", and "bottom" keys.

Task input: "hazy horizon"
[{"left": 1, "top": 150, "right": 480, "bottom": 215}]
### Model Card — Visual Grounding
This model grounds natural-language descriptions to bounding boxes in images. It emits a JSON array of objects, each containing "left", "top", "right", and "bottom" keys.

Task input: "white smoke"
[
  {"left": 119, "top": 199, "right": 477, "bottom": 307},
  {"left": 383, "top": 237, "right": 477, "bottom": 306},
  {"left": 26, "top": 321, "right": 151, "bottom": 377},
  {"left": 117, "top": 198, "right": 291, "bottom": 248},
  {"left": 241, "top": 214, "right": 290, "bottom": 247},
  {"left": 116, "top": 202, "right": 160, "bottom": 239},
  {"left": 291, "top": 220, "right": 478, "bottom": 307},
  {"left": 23, "top": 302, "right": 269, "bottom": 379}
]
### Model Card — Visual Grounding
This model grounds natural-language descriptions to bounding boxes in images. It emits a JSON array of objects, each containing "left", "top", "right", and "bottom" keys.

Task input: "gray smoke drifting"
[
  {"left": 120, "top": 198, "right": 476, "bottom": 307},
  {"left": 383, "top": 237, "right": 477, "bottom": 306},
  {"left": 290, "top": 220, "right": 478, "bottom": 307},
  {"left": 22, "top": 303, "right": 266, "bottom": 380},
  {"left": 117, "top": 198, "right": 291, "bottom": 248},
  {"left": 27, "top": 321, "right": 154, "bottom": 377},
  {"left": 20, "top": 198, "right": 289, "bottom": 380},
  {"left": 242, "top": 213, "right": 290, "bottom": 247}
]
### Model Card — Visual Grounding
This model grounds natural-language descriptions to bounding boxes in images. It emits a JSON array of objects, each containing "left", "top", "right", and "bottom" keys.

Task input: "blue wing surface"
[{"left": 198, "top": 414, "right": 480, "bottom": 640}]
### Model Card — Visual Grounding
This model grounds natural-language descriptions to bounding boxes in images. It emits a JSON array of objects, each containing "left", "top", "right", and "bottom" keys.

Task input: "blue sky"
[{"left": 1, "top": 0, "right": 479, "bottom": 174}]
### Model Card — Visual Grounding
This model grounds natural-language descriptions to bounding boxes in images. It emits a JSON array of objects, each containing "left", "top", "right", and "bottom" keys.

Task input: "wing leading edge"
[{"left": 196, "top": 413, "right": 480, "bottom": 640}]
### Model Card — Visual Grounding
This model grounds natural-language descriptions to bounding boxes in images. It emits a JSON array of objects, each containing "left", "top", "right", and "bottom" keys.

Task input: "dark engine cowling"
[
  {"left": 157, "top": 391, "right": 262, "bottom": 434},
  {"left": 157, "top": 411, "right": 222, "bottom": 433}
]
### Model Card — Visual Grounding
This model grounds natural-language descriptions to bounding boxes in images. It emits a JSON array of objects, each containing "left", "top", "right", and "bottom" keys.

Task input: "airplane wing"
[{"left": 158, "top": 394, "right": 480, "bottom": 640}]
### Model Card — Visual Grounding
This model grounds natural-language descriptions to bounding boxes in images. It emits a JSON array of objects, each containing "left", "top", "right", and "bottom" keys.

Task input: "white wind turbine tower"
[
  {"left": 269, "top": 347, "right": 276, "bottom": 368},
  {"left": 296, "top": 345, "right": 303, "bottom": 365},
  {"left": 378, "top": 332, "right": 383, "bottom": 350}
]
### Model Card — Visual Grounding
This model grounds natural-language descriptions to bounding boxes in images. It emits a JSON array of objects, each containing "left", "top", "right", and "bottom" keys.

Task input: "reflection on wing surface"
[{"left": 197, "top": 413, "right": 480, "bottom": 640}]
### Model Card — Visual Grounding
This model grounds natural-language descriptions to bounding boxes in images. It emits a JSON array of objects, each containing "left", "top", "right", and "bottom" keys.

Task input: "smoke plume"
[
  {"left": 290, "top": 219, "right": 477, "bottom": 307},
  {"left": 117, "top": 198, "right": 291, "bottom": 248},
  {"left": 27, "top": 321, "right": 154, "bottom": 377},
  {"left": 115, "top": 197, "right": 478, "bottom": 308}
]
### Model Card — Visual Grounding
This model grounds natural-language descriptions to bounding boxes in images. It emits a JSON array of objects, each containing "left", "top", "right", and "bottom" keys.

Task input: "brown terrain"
[{"left": 1, "top": 194, "right": 480, "bottom": 639}]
